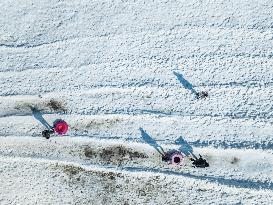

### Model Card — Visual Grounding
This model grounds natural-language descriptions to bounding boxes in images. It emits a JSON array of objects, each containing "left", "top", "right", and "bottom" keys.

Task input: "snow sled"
[
  {"left": 162, "top": 150, "right": 209, "bottom": 168},
  {"left": 162, "top": 150, "right": 185, "bottom": 166},
  {"left": 42, "top": 119, "right": 68, "bottom": 139},
  {"left": 53, "top": 120, "right": 69, "bottom": 135}
]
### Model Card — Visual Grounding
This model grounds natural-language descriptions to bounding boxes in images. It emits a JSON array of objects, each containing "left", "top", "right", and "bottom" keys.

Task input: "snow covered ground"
[{"left": 1, "top": 0, "right": 273, "bottom": 204}]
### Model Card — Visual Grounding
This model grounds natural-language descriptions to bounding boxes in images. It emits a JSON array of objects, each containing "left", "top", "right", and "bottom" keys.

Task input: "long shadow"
[
  {"left": 175, "top": 136, "right": 196, "bottom": 158},
  {"left": 31, "top": 107, "right": 52, "bottom": 130},
  {"left": 139, "top": 128, "right": 165, "bottom": 156},
  {"left": 124, "top": 166, "right": 273, "bottom": 191},
  {"left": 82, "top": 160, "right": 273, "bottom": 191},
  {"left": 173, "top": 71, "right": 197, "bottom": 95}
]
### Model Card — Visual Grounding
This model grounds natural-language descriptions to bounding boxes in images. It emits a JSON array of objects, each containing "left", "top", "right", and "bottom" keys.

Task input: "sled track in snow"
[
  {"left": 0, "top": 154, "right": 273, "bottom": 191},
  {"left": 0, "top": 23, "right": 272, "bottom": 50},
  {"left": 0, "top": 86, "right": 272, "bottom": 119},
  {"left": 1, "top": 152, "right": 272, "bottom": 204},
  {"left": 0, "top": 137, "right": 273, "bottom": 191},
  {"left": 1, "top": 0, "right": 273, "bottom": 203},
  {"left": 1, "top": 113, "right": 273, "bottom": 150}
]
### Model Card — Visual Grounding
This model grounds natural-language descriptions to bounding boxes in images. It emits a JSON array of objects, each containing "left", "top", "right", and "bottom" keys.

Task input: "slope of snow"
[{"left": 0, "top": 0, "right": 273, "bottom": 204}]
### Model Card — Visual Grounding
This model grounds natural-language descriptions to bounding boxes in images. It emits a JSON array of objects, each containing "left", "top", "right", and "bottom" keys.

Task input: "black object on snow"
[
  {"left": 190, "top": 154, "right": 209, "bottom": 168},
  {"left": 196, "top": 91, "right": 208, "bottom": 99},
  {"left": 42, "top": 129, "right": 54, "bottom": 139},
  {"left": 161, "top": 149, "right": 176, "bottom": 162}
]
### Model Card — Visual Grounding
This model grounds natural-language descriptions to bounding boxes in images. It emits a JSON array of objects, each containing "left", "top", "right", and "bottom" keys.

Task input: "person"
[
  {"left": 42, "top": 119, "right": 68, "bottom": 139},
  {"left": 190, "top": 154, "right": 209, "bottom": 168},
  {"left": 42, "top": 129, "right": 54, "bottom": 139},
  {"left": 196, "top": 91, "right": 208, "bottom": 99}
]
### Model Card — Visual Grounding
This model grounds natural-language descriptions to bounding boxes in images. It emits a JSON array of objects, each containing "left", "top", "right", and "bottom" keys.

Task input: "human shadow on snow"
[
  {"left": 175, "top": 136, "right": 197, "bottom": 158},
  {"left": 139, "top": 128, "right": 199, "bottom": 162},
  {"left": 139, "top": 128, "right": 166, "bottom": 156},
  {"left": 173, "top": 71, "right": 209, "bottom": 99},
  {"left": 173, "top": 71, "right": 198, "bottom": 95},
  {"left": 138, "top": 129, "right": 271, "bottom": 190},
  {"left": 31, "top": 107, "right": 52, "bottom": 130}
]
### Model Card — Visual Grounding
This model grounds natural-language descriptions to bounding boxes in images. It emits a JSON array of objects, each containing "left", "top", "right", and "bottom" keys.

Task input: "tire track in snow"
[
  {"left": 0, "top": 139, "right": 273, "bottom": 191},
  {"left": 1, "top": 0, "right": 273, "bottom": 203},
  {"left": 1, "top": 114, "right": 273, "bottom": 150},
  {"left": 1, "top": 25, "right": 273, "bottom": 72},
  {"left": 1, "top": 55, "right": 273, "bottom": 96},
  {"left": 0, "top": 22, "right": 271, "bottom": 50},
  {"left": 0, "top": 86, "right": 272, "bottom": 120},
  {"left": 1, "top": 154, "right": 273, "bottom": 205}
]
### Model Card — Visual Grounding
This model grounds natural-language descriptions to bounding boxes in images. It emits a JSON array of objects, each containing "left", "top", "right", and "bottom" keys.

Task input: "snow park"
[{"left": 0, "top": 0, "right": 273, "bottom": 204}]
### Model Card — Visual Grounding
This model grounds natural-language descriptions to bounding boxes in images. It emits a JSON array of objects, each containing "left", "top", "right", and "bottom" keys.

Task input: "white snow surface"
[{"left": 1, "top": 0, "right": 273, "bottom": 204}]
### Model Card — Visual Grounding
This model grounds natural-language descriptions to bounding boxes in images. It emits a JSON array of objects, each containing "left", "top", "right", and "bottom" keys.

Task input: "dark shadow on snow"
[
  {"left": 175, "top": 136, "right": 196, "bottom": 158},
  {"left": 139, "top": 128, "right": 165, "bottom": 156},
  {"left": 173, "top": 71, "right": 198, "bottom": 95},
  {"left": 31, "top": 107, "right": 52, "bottom": 130},
  {"left": 139, "top": 129, "right": 199, "bottom": 159},
  {"left": 124, "top": 166, "right": 273, "bottom": 191}
]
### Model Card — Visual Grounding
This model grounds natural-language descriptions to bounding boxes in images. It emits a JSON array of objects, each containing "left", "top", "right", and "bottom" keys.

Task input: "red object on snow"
[
  {"left": 170, "top": 152, "right": 184, "bottom": 166},
  {"left": 53, "top": 120, "right": 68, "bottom": 135}
]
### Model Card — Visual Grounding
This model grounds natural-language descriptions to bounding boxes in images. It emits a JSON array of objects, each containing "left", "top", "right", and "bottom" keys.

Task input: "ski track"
[{"left": 1, "top": 0, "right": 273, "bottom": 204}]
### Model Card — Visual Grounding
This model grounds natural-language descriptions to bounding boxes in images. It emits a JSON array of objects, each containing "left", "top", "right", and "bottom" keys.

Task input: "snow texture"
[{"left": 0, "top": 0, "right": 273, "bottom": 204}]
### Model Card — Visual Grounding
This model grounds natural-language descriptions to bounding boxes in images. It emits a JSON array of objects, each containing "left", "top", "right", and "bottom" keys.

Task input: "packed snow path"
[{"left": 0, "top": 0, "right": 273, "bottom": 204}]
